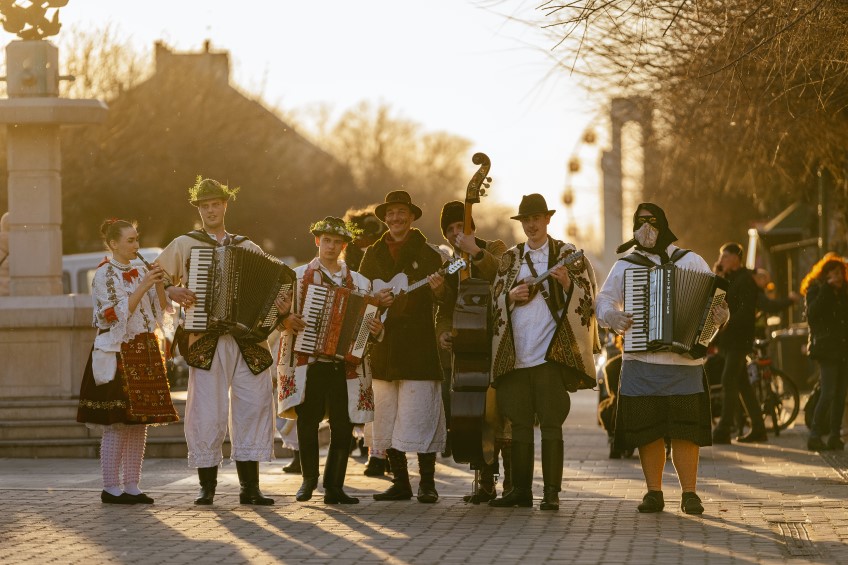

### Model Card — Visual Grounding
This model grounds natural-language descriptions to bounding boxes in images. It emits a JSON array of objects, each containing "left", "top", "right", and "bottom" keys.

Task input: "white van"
[{"left": 62, "top": 247, "right": 163, "bottom": 294}]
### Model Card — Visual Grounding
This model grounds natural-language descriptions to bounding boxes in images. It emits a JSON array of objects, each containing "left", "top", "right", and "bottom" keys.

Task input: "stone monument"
[{"left": 0, "top": 1, "right": 107, "bottom": 397}]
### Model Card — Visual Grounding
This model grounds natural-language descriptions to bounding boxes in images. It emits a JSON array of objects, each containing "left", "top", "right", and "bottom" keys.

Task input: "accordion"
[
  {"left": 623, "top": 264, "right": 728, "bottom": 359},
  {"left": 293, "top": 283, "right": 380, "bottom": 364},
  {"left": 184, "top": 246, "right": 295, "bottom": 341}
]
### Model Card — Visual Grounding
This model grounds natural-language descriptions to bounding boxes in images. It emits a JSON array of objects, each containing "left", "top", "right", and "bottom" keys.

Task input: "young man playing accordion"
[
  {"left": 277, "top": 217, "right": 387, "bottom": 504},
  {"left": 156, "top": 178, "right": 291, "bottom": 506},
  {"left": 595, "top": 203, "right": 729, "bottom": 515}
]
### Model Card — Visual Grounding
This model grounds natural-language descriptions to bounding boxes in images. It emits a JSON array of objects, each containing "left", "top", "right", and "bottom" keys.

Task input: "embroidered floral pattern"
[
  {"left": 575, "top": 294, "right": 594, "bottom": 328},
  {"left": 498, "top": 252, "right": 515, "bottom": 275},
  {"left": 185, "top": 333, "right": 219, "bottom": 370},
  {"left": 357, "top": 379, "right": 375, "bottom": 412},
  {"left": 280, "top": 371, "right": 297, "bottom": 400},
  {"left": 103, "top": 307, "right": 118, "bottom": 323}
]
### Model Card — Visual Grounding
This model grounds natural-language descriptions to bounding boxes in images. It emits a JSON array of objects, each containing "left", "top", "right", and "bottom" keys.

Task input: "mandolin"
[{"left": 515, "top": 249, "right": 585, "bottom": 301}]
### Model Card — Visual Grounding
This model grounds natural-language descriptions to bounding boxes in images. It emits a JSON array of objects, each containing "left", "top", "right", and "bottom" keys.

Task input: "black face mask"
[{"left": 616, "top": 202, "right": 678, "bottom": 261}]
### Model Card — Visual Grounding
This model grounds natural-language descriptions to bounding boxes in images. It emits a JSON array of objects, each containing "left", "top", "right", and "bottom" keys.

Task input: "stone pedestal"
[
  {"left": 0, "top": 40, "right": 107, "bottom": 400},
  {"left": 0, "top": 294, "right": 93, "bottom": 397}
]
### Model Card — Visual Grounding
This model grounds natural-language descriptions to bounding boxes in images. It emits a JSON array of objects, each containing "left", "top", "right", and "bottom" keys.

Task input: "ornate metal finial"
[{"left": 0, "top": 1, "right": 68, "bottom": 41}]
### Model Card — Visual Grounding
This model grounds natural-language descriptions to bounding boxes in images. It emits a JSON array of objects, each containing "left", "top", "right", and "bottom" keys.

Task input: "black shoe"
[
  {"left": 373, "top": 480, "right": 413, "bottom": 501},
  {"left": 296, "top": 477, "right": 319, "bottom": 502},
  {"left": 736, "top": 430, "right": 768, "bottom": 443},
  {"left": 324, "top": 485, "right": 360, "bottom": 504},
  {"left": 712, "top": 429, "right": 731, "bottom": 445},
  {"left": 417, "top": 482, "right": 439, "bottom": 503},
  {"left": 282, "top": 450, "right": 301, "bottom": 474},
  {"left": 808, "top": 437, "right": 827, "bottom": 451},
  {"left": 236, "top": 461, "right": 275, "bottom": 506},
  {"left": 681, "top": 492, "right": 704, "bottom": 514},
  {"left": 194, "top": 466, "right": 217, "bottom": 505},
  {"left": 826, "top": 436, "right": 845, "bottom": 451},
  {"left": 358, "top": 438, "right": 368, "bottom": 458},
  {"left": 101, "top": 491, "right": 137, "bottom": 505},
  {"left": 637, "top": 490, "right": 664, "bottom": 513},
  {"left": 540, "top": 486, "right": 559, "bottom": 511},
  {"left": 125, "top": 492, "right": 154, "bottom": 504},
  {"left": 363, "top": 457, "right": 387, "bottom": 477},
  {"left": 488, "top": 488, "right": 533, "bottom": 508}
]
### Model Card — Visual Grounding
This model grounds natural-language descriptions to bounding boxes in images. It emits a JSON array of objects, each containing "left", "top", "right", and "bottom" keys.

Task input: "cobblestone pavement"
[{"left": 1, "top": 390, "right": 846, "bottom": 564}]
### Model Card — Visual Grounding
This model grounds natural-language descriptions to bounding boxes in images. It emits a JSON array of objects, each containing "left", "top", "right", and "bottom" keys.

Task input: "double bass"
[{"left": 450, "top": 152, "right": 496, "bottom": 470}]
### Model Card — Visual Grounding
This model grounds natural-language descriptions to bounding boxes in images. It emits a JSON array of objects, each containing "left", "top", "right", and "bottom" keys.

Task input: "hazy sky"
[{"left": 53, "top": 0, "right": 604, "bottom": 247}]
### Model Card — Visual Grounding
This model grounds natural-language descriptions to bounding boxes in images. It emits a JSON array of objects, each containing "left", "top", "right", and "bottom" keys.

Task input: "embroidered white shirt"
[{"left": 512, "top": 240, "right": 561, "bottom": 369}]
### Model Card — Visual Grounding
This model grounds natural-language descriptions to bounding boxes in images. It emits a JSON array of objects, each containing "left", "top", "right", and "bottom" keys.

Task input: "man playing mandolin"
[
  {"left": 489, "top": 194, "right": 600, "bottom": 511},
  {"left": 358, "top": 190, "right": 449, "bottom": 503}
]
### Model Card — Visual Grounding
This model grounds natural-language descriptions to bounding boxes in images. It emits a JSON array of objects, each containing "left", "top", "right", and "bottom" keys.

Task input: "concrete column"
[{"left": 6, "top": 123, "right": 63, "bottom": 295}]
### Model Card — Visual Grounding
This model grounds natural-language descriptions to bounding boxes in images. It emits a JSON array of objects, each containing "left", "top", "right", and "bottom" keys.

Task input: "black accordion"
[
  {"left": 184, "top": 246, "right": 295, "bottom": 341},
  {"left": 623, "top": 264, "right": 727, "bottom": 359}
]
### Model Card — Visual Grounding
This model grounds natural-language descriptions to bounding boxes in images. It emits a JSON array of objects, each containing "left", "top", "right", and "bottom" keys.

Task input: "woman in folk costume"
[
  {"left": 77, "top": 219, "right": 179, "bottom": 504},
  {"left": 595, "top": 203, "right": 729, "bottom": 515},
  {"left": 278, "top": 217, "right": 387, "bottom": 504}
]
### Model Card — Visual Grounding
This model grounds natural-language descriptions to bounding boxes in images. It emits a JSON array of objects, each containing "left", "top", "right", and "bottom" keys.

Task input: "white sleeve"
[
  {"left": 595, "top": 261, "right": 628, "bottom": 329},
  {"left": 91, "top": 267, "right": 130, "bottom": 352}
]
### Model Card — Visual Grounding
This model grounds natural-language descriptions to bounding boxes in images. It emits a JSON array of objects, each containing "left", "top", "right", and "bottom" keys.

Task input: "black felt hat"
[
  {"left": 510, "top": 193, "right": 556, "bottom": 220},
  {"left": 375, "top": 190, "right": 423, "bottom": 221}
]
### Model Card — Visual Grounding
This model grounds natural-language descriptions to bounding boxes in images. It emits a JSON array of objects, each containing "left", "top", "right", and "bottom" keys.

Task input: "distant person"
[
  {"left": 596, "top": 203, "right": 729, "bottom": 515},
  {"left": 801, "top": 253, "right": 848, "bottom": 452},
  {"left": 156, "top": 178, "right": 291, "bottom": 506},
  {"left": 712, "top": 242, "right": 767, "bottom": 444},
  {"left": 753, "top": 268, "right": 800, "bottom": 338},
  {"left": 77, "top": 219, "right": 179, "bottom": 504},
  {"left": 342, "top": 205, "right": 387, "bottom": 271}
]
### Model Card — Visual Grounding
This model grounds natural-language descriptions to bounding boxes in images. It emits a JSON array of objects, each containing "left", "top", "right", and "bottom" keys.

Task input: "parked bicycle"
[{"left": 707, "top": 337, "right": 801, "bottom": 436}]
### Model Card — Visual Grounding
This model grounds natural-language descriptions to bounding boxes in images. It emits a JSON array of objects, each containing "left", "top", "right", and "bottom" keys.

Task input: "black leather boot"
[
  {"left": 540, "top": 439, "right": 563, "bottom": 511},
  {"left": 236, "top": 461, "right": 274, "bottom": 506},
  {"left": 363, "top": 456, "right": 387, "bottom": 477},
  {"left": 194, "top": 466, "right": 217, "bottom": 505},
  {"left": 489, "top": 441, "right": 533, "bottom": 508},
  {"left": 416, "top": 452, "right": 438, "bottom": 503},
  {"left": 295, "top": 440, "right": 320, "bottom": 502},
  {"left": 373, "top": 449, "right": 412, "bottom": 501},
  {"left": 323, "top": 447, "right": 359, "bottom": 504},
  {"left": 282, "top": 450, "right": 301, "bottom": 474}
]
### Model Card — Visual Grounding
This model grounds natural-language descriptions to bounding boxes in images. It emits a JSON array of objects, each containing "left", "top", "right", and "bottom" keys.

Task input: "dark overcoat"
[{"left": 359, "top": 228, "right": 443, "bottom": 381}]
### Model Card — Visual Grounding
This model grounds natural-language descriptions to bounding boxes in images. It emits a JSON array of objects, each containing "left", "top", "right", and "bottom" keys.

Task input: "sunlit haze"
[{"left": 56, "top": 0, "right": 603, "bottom": 250}]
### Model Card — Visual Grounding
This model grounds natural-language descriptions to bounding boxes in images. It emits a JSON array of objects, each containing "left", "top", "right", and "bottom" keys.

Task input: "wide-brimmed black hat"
[
  {"left": 188, "top": 177, "right": 239, "bottom": 206},
  {"left": 310, "top": 216, "right": 360, "bottom": 242},
  {"left": 510, "top": 193, "right": 556, "bottom": 220},
  {"left": 375, "top": 190, "right": 423, "bottom": 221}
]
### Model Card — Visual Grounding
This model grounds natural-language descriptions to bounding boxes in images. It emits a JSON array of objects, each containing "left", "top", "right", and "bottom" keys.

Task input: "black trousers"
[
  {"left": 715, "top": 347, "right": 764, "bottom": 434},
  {"left": 295, "top": 362, "right": 354, "bottom": 459},
  {"left": 496, "top": 362, "right": 571, "bottom": 444}
]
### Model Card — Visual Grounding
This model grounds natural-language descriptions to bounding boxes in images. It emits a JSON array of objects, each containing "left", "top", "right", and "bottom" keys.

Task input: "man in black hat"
[
  {"left": 342, "top": 205, "right": 387, "bottom": 272},
  {"left": 595, "top": 203, "right": 729, "bottom": 515},
  {"left": 434, "top": 200, "right": 510, "bottom": 502},
  {"left": 277, "top": 217, "right": 386, "bottom": 505},
  {"left": 156, "top": 177, "right": 289, "bottom": 506},
  {"left": 358, "top": 190, "right": 448, "bottom": 503},
  {"left": 489, "top": 194, "right": 600, "bottom": 511},
  {"left": 711, "top": 242, "right": 766, "bottom": 444}
]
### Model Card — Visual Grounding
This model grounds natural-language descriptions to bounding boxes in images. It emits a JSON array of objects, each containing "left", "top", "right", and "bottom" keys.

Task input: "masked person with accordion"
[
  {"left": 596, "top": 203, "right": 729, "bottom": 515},
  {"left": 156, "top": 178, "right": 293, "bottom": 506},
  {"left": 277, "top": 217, "right": 387, "bottom": 504}
]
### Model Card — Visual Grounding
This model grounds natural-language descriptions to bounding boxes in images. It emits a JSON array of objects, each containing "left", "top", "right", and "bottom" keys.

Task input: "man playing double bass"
[
  {"left": 358, "top": 190, "right": 448, "bottom": 503},
  {"left": 435, "top": 200, "right": 510, "bottom": 503},
  {"left": 489, "top": 194, "right": 600, "bottom": 511}
]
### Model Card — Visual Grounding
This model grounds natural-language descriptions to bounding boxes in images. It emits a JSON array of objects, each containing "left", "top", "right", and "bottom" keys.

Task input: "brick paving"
[{"left": 1, "top": 390, "right": 846, "bottom": 564}]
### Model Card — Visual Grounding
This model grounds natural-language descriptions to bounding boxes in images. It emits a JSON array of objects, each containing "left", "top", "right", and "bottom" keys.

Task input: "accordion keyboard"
[
  {"left": 295, "top": 284, "right": 330, "bottom": 354},
  {"left": 623, "top": 268, "right": 650, "bottom": 352},
  {"left": 185, "top": 247, "right": 214, "bottom": 332}
]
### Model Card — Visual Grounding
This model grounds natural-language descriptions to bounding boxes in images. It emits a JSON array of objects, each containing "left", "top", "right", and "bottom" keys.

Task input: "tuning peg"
[
  {"left": 485, "top": 177, "right": 492, "bottom": 183},
  {"left": 479, "top": 188, "right": 487, "bottom": 196}
]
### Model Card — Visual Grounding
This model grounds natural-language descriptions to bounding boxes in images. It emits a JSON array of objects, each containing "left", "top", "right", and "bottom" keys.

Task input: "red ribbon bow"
[{"left": 122, "top": 268, "right": 140, "bottom": 282}]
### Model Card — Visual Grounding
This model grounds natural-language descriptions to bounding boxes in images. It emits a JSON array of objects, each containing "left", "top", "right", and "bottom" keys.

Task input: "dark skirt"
[
  {"left": 613, "top": 388, "right": 713, "bottom": 451},
  {"left": 77, "top": 332, "right": 180, "bottom": 426}
]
